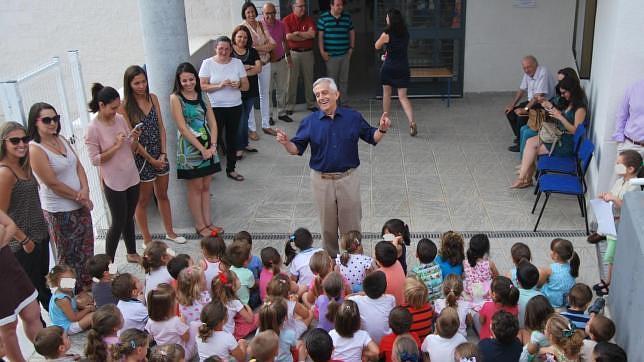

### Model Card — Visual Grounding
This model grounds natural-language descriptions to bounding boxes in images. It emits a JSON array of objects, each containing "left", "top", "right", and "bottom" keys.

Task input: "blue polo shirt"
[
  {"left": 291, "top": 108, "right": 377, "bottom": 173},
  {"left": 317, "top": 11, "right": 354, "bottom": 57}
]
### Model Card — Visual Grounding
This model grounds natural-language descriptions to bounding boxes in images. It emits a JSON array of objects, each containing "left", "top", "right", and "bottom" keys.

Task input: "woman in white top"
[
  {"left": 199, "top": 36, "right": 249, "bottom": 182},
  {"left": 28, "top": 102, "right": 95, "bottom": 290},
  {"left": 241, "top": 2, "right": 276, "bottom": 139}
]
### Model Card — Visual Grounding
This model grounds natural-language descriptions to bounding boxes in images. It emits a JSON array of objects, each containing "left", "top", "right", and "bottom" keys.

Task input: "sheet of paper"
[{"left": 590, "top": 199, "right": 617, "bottom": 236}]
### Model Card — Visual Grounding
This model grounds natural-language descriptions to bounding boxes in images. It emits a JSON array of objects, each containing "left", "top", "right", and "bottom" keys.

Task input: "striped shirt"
[
  {"left": 404, "top": 303, "right": 434, "bottom": 340},
  {"left": 560, "top": 309, "right": 591, "bottom": 330},
  {"left": 317, "top": 11, "right": 353, "bottom": 56}
]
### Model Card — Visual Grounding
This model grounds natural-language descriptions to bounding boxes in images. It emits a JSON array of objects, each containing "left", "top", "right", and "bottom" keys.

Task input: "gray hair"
[
  {"left": 522, "top": 55, "right": 538, "bottom": 66},
  {"left": 312, "top": 77, "right": 338, "bottom": 93}
]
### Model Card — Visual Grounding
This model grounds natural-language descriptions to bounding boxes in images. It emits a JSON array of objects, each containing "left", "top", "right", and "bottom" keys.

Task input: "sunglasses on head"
[
  {"left": 5, "top": 136, "right": 30, "bottom": 145},
  {"left": 39, "top": 115, "right": 61, "bottom": 125}
]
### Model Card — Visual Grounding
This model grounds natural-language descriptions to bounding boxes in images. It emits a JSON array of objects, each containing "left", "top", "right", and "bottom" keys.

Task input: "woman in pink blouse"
[{"left": 85, "top": 83, "right": 142, "bottom": 263}]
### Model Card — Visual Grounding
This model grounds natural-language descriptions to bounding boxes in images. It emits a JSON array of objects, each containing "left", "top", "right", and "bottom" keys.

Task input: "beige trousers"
[
  {"left": 310, "top": 168, "right": 362, "bottom": 258},
  {"left": 270, "top": 57, "right": 288, "bottom": 117},
  {"left": 287, "top": 50, "right": 316, "bottom": 111}
]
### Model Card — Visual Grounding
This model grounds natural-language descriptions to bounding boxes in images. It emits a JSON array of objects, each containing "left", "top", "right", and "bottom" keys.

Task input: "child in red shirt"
[
  {"left": 477, "top": 276, "right": 519, "bottom": 340},
  {"left": 379, "top": 307, "right": 421, "bottom": 362}
]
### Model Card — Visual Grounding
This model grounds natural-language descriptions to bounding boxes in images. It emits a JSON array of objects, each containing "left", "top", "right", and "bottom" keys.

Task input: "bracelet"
[{"left": 378, "top": 128, "right": 387, "bottom": 134}]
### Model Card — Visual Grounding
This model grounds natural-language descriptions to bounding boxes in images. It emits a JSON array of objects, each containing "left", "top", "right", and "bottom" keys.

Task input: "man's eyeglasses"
[
  {"left": 4, "top": 136, "right": 30, "bottom": 145},
  {"left": 264, "top": 11, "right": 276, "bottom": 15},
  {"left": 38, "top": 115, "right": 61, "bottom": 125}
]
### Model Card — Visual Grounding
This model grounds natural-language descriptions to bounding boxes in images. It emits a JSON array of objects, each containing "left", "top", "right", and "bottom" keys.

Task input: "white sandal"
[{"left": 166, "top": 234, "right": 187, "bottom": 244}]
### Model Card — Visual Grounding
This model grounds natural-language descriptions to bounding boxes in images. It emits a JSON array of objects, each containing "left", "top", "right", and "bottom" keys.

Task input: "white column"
[{"left": 138, "top": 0, "right": 192, "bottom": 227}]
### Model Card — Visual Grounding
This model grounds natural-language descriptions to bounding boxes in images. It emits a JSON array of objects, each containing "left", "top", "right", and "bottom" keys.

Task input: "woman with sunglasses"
[
  {"left": 0, "top": 209, "right": 43, "bottom": 362},
  {"left": 28, "top": 102, "right": 95, "bottom": 291},
  {"left": 0, "top": 121, "right": 52, "bottom": 311},
  {"left": 85, "top": 83, "right": 142, "bottom": 263}
]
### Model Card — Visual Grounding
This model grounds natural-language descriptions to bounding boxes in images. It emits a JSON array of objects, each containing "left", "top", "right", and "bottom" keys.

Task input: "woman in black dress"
[{"left": 375, "top": 8, "right": 417, "bottom": 136}]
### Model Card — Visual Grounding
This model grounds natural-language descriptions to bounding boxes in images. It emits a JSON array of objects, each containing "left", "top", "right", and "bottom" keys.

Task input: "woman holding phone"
[
  {"left": 85, "top": 83, "right": 142, "bottom": 262},
  {"left": 121, "top": 65, "right": 185, "bottom": 246}
]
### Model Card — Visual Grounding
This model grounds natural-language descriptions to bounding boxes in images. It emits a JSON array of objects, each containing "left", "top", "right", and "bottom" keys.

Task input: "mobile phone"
[
  {"left": 133, "top": 123, "right": 144, "bottom": 131},
  {"left": 383, "top": 233, "right": 395, "bottom": 242}
]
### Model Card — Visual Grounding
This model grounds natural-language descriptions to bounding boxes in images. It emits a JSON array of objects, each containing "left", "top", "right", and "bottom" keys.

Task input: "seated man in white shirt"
[{"left": 504, "top": 55, "right": 556, "bottom": 152}]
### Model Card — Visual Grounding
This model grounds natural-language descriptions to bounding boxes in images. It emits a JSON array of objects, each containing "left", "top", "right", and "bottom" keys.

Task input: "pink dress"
[
  {"left": 259, "top": 268, "right": 275, "bottom": 302},
  {"left": 462, "top": 258, "right": 493, "bottom": 307}
]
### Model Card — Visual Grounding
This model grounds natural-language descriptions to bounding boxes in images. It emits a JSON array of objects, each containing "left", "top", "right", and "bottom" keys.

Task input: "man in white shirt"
[{"left": 504, "top": 55, "right": 556, "bottom": 152}]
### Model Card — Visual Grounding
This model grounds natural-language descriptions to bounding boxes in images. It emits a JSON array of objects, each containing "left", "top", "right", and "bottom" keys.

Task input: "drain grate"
[{"left": 94, "top": 229, "right": 588, "bottom": 241}]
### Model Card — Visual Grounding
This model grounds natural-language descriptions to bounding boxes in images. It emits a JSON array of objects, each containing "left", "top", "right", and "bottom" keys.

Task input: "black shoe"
[
  {"left": 587, "top": 232, "right": 606, "bottom": 244},
  {"left": 286, "top": 110, "right": 294, "bottom": 115},
  {"left": 278, "top": 114, "right": 294, "bottom": 123},
  {"left": 269, "top": 117, "right": 275, "bottom": 126},
  {"left": 508, "top": 145, "right": 520, "bottom": 152},
  {"left": 513, "top": 138, "right": 520, "bottom": 144}
]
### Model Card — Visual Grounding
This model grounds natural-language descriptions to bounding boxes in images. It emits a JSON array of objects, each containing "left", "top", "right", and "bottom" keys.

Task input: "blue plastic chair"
[
  {"left": 533, "top": 124, "right": 586, "bottom": 194},
  {"left": 531, "top": 139, "right": 595, "bottom": 234}
]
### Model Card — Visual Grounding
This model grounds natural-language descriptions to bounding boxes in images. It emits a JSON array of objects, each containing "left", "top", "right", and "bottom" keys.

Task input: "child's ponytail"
[
  {"left": 569, "top": 251, "right": 580, "bottom": 278},
  {"left": 199, "top": 301, "right": 227, "bottom": 342},
  {"left": 323, "top": 272, "right": 344, "bottom": 323},
  {"left": 211, "top": 270, "right": 237, "bottom": 304},
  {"left": 442, "top": 274, "right": 462, "bottom": 308},
  {"left": 113, "top": 329, "right": 148, "bottom": 360},
  {"left": 491, "top": 276, "right": 519, "bottom": 306},
  {"left": 546, "top": 315, "right": 584, "bottom": 357},
  {"left": 84, "top": 305, "right": 122, "bottom": 362},
  {"left": 551, "top": 238, "right": 579, "bottom": 278},
  {"left": 340, "top": 230, "right": 362, "bottom": 267},
  {"left": 260, "top": 247, "right": 282, "bottom": 276},
  {"left": 466, "top": 234, "right": 490, "bottom": 268},
  {"left": 142, "top": 241, "right": 169, "bottom": 274}
]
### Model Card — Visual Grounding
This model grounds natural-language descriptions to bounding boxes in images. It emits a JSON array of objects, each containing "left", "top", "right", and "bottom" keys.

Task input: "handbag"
[
  {"left": 527, "top": 108, "right": 547, "bottom": 131},
  {"left": 539, "top": 120, "right": 564, "bottom": 156}
]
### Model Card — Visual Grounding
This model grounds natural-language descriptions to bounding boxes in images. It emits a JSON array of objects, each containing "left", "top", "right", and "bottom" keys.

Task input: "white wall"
[
  {"left": 0, "top": 0, "right": 241, "bottom": 96},
  {"left": 584, "top": 0, "right": 644, "bottom": 197},
  {"left": 463, "top": 0, "right": 576, "bottom": 92}
]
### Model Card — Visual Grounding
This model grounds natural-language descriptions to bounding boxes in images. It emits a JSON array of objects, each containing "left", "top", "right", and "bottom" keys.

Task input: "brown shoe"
[
  {"left": 262, "top": 127, "right": 277, "bottom": 136},
  {"left": 249, "top": 131, "right": 259, "bottom": 141},
  {"left": 587, "top": 232, "right": 606, "bottom": 244}
]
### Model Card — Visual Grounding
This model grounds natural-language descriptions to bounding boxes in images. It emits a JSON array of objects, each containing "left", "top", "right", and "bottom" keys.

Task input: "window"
[{"left": 572, "top": 0, "right": 597, "bottom": 79}]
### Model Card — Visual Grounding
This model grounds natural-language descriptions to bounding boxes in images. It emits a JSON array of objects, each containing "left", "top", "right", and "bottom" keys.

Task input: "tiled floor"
[{"left": 23, "top": 93, "right": 603, "bottom": 360}]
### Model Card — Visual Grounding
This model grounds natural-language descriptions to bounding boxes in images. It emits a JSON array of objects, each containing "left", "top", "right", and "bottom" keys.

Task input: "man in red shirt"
[{"left": 283, "top": 0, "right": 317, "bottom": 112}]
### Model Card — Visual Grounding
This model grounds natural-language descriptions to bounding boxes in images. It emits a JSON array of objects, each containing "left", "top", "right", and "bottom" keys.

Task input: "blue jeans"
[
  {"left": 237, "top": 96, "right": 256, "bottom": 150},
  {"left": 520, "top": 125, "right": 538, "bottom": 157}
]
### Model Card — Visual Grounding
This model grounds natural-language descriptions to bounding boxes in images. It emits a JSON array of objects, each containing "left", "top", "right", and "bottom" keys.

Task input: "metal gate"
[{"left": 0, "top": 50, "right": 109, "bottom": 231}]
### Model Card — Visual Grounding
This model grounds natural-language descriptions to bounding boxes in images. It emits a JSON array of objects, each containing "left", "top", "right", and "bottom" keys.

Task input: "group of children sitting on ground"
[{"left": 34, "top": 220, "right": 627, "bottom": 362}]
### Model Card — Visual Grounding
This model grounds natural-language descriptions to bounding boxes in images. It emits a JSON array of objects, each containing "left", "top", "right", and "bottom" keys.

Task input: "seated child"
[
  {"left": 249, "top": 330, "right": 280, "bottom": 362},
  {"left": 142, "top": 241, "right": 174, "bottom": 300},
  {"left": 329, "top": 300, "right": 379, "bottom": 362},
  {"left": 519, "top": 295, "right": 554, "bottom": 361},
  {"left": 463, "top": 234, "right": 498, "bottom": 306},
  {"left": 539, "top": 238, "right": 579, "bottom": 308},
  {"left": 335, "top": 230, "right": 374, "bottom": 293},
  {"left": 34, "top": 326, "right": 80, "bottom": 361},
  {"left": 47, "top": 265, "right": 94, "bottom": 335},
  {"left": 381, "top": 219, "right": 411, "bottom": 274},
  {"left": 434, "top": 231, "right": 465, "bottom": 278},
  {"left": 84, "top": 304, "right": 124, "bottom": 361},
  {"left": 86, "top": 253, "right": 118, "bottom": 307},
  {"left": 516, "top": 259, "right": 542, "bottom": 329},
  {"left": 303, "top": 328, "right": 334, "bottom": 362},
  {"left": 177, "top": 265, "right": 211, "bottom": 324},
  {"left": 478, "top": 311, "right": 522, "bottom": 360},
  {"left": 477, "top": 276, "right": 519, "bottom": 340},
  {"left": 420, "top": 307, "right": 467, "bottom": 362},
  {"left": 113, "top": 328, "right": 150, "bottom": 362},
  {"left": 560, "top": 283, "right": 593, "bottom": 330},
  {"left": 434, "top": 275, "right": 470, "bottom": 338},
  {"left": 348, "top": 270, "right": 395, "bottom": 343},
  {"left": 409, "top": 238, "right": 442, "bottom": 302},
  {"left": 580, "top": 315, "right": 615, "bottom": 362},
  {"left": 145, "top": 283, "right": 196, "bottom": 360},
  {"left": 267, "top": 273, "right": 312, "bottom": 338},
  {"left": 402, "top": 277, "right": 433, "bottom": 341},
  {"left": 391, "top": 334, "right": 420, "bottom": 362},
  {"left": 592, "top": 342, "right": 627, "bottom": 362},
  {"left": 200, "top": 235, "right": 226, "bottom": 289},
  {"left": 258, "top": 297, "right": 297, "bottom": 362},
  {"left": 234, "top": 231, "right": 263, "bottom": 307},
  {"left": 197, "top": 300, "right": 247, "bottom": 362},
  {"left": 285, "top": 228, "right": 322, "bottom": 288},
  {"left": 149, "top": 344, "right": 185, "bottom": 362},
  {"left": 379, "top": 307, "right": 420, "bottom": 362},
  {"left": 167, "top": 254, "right": 192, "bottom": 283},
  {"left": 211, "top": 270, "right": 257, "bottom": 340},
  {"left": 454, "top": 342, "right": 482, "bottom": 362},
  {"left": 227, "top": 240, "right": 256, "bottom": 307},
  {"left": 375, "top": 241, "right": 405, "bottom": 305},
  {"left": 259, "top": 246, "right": 293, "bottom": 301},
  {"left": 530, "top": 314, "right": 584, "bottom": 362},
  {"left": 315, "top": 272, "right": 345, "bottom": 332},
  {"left": 304, "top": 250, "right": 336, "bottom": 306},
  {"left": 507, "top": 242, "right": 531, "bottom": 287},
  {"left": 112, "top": 273, "right": 149, "bottom": 333}
]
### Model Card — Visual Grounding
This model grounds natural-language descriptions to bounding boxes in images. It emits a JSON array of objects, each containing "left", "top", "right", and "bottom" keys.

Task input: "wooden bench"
[{"left": 410, "top": 67, "right": 454, "bottom": 107}]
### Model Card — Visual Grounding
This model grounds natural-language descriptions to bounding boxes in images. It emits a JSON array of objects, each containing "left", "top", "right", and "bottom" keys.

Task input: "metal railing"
[{"left": 0, "top": 51, "right": 109, "bottom": 232}]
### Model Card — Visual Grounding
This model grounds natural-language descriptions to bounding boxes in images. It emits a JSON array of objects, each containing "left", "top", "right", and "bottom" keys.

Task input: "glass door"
[{"left": 374, "top": 0, "right": 465, "bottom": 97}]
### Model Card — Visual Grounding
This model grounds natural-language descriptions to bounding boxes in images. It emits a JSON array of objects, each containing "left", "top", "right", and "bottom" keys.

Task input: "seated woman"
[{"left": 511, "top": 77, "right": 587, "bottom": 189}]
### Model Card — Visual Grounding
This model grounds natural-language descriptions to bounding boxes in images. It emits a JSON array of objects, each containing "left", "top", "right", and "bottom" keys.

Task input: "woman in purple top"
[{"left": 85, "top": 84, "right": 142, "bottom": 263}]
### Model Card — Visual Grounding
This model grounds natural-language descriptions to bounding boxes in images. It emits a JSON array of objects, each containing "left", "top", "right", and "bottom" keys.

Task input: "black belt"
[
  {"left": 271, "top": 54, "right": 286, "bottom": 62},
  {"left": 291, "top": 48, "right": 312, "bottom": 52},
  {"left": 625, "top": 136, "right": 644, "bottom": 146}
]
